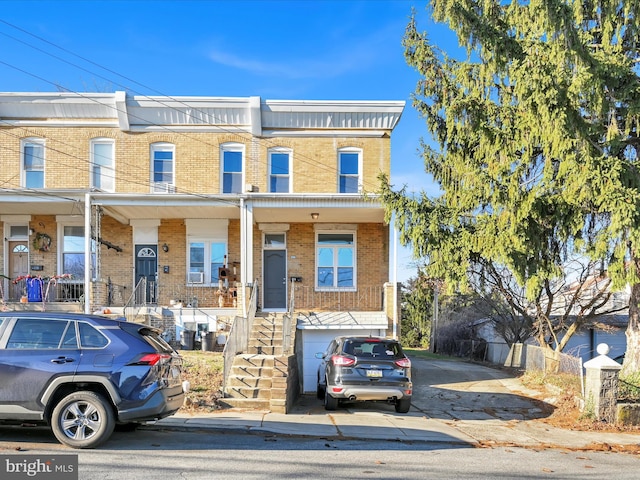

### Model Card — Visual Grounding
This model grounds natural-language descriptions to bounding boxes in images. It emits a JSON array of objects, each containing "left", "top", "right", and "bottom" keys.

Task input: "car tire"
[
  {"left": 51, "top": 391, "right": 115, "bottom": 449},
  {"left": 395, "top": 397, "right": 411, "bottom": 414},
  {"left": 324, "top": 388, "right": 339, "bottom": 411}
]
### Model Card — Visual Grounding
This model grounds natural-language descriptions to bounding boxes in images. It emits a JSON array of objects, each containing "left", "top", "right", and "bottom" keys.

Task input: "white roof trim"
[{"left": 0, "top": 92, "right": 404, "bottom": 134}]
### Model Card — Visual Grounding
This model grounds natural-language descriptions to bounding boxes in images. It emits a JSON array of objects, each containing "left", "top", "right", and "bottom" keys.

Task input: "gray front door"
[
  {"left": 135, "top": 245, "right": 157, "bottom": 304},
  {"left": 263, "top": 249, "right": 287, "bottom": 310}
]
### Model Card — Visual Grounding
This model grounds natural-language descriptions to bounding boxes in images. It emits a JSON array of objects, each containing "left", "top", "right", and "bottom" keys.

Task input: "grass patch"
[
  {"left": 619, "top": 372, "right": 640, "bottom": 402},
  {"left": 179, "top": 350, "right": 225, "bottom": 412},
  {"left": 520, "top": 369, "right": 582, "bottom": 394}
]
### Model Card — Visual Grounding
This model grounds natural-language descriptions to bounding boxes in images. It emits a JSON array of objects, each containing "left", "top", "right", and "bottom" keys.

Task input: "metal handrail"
[{"left": 223, "top": 279, "right": 259, "bottom": 392}]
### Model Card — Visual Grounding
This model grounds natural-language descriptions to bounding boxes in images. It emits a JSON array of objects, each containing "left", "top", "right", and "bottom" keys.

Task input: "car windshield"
[{"left": 344, "top": 340, "right": 402, "bottom": 358}]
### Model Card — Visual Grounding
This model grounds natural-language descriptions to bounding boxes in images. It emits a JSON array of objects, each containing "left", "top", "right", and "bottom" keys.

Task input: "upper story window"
[
  {"left": 22, "top": 138, "right": 45, "bottom": 189},
  {"left": 338, "top": 148, "right": 362, "bottom": 193},
  {"left": 316, "top": 231, "right": 356, "bottom": 290},
  {"left": 268, "top": 148, "right": 291, "bottom": 193},
  {"left": 221, "top": 143, "right": 244, "bottom": 193},
  {"left": 151, "top": 143, "right": 175, "bottom": 193},
  {"left": 91, "top": 138, "right": 115, "bottom": 192}
]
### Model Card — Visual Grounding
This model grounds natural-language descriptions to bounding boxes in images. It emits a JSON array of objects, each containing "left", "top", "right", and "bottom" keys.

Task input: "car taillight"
[
  {"left": 331, "top": 355, "right": 355, "bottom": 366},
  {"left": 395, "top": 357, "right": 411, "bottom": 368},
  {"left": 135, "top": 353, "right": 171, "bottom": 366}
]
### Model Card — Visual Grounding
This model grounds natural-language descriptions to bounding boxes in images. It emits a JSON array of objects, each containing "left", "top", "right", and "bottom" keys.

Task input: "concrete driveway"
[{"left": 409, "top": 357, "right": 550, "bottom": 421}]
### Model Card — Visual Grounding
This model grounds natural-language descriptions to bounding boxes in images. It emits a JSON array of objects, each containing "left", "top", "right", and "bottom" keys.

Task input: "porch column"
[
  {"left": 240, "top": 198, "right": 254, "bottom": 316},
  {"left": 84, "top": 193, "right": 92, "bottom": 314}
]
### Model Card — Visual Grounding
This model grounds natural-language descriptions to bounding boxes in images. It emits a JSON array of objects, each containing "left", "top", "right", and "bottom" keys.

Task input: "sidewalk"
[{"left": 153, "top": 398, "right": 640, "bottom": 451}]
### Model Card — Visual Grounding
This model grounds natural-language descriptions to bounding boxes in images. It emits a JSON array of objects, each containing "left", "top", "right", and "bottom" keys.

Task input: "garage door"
[{"left": 301, "top": 329, "right": 384, "bottom": 393}]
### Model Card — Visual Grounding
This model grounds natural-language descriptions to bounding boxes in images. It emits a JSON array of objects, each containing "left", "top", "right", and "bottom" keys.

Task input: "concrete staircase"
[{"left": 222, "top": 313, "right": 286, "bottom": 410}]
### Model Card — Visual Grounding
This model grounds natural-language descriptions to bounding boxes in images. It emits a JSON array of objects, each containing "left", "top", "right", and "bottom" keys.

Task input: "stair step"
[
  {"left": 247, "top": 346, "right": 283, "bottom": 355},
  {"left": 219, "top": 397, "right": 271, "bottom": 410},
  {"left": 226, "top": 375, "right": 273, "bottom": 388},
  {"left": 231, "top": 354, "right": 275, "bottom": 368},
  {"left": 229, "top": 365, "right": 273, "bottom": 377},
  {"left": 249, "top": 338, "right": 283, "bottom": 347},
  {"left": 226, "top": 386, "right": 271, "bottom": 399}
]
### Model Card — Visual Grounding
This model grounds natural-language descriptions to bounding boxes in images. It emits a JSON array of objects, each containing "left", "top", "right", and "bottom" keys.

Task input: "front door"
[
  {"left": 9, "top": 241, "right": 29, "bottom": 300},
  {"left": 263, "top": 249, "right": 287, "bottom": 310},
  {"left": 135, "top": 245, "right": 157, "bottom": 304}
]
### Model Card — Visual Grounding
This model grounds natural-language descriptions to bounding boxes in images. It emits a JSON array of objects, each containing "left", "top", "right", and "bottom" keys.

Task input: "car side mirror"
[{"left": 314, "top": 352, "right": 324, "bottom": 359}]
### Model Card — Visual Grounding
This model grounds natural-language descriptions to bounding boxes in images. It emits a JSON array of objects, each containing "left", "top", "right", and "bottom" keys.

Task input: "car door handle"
[{"left": 51, "top": 357, "right": 75, "bottom": 364}]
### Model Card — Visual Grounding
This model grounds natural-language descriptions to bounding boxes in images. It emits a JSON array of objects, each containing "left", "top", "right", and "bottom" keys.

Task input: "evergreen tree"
[{"left": 380, "top": 1, "right": 640, "bottom": 374}]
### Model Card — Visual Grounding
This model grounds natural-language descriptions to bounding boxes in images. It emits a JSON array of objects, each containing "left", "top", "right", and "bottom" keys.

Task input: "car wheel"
[
  {"left": 395, "top": 397, "right": 411, "bottom": 414},
  {"left": 324, "top": 388, "right": 339, "bottom": 411},
  {"left": 51, "top": 391, "right": 115, "bottom": 449}
]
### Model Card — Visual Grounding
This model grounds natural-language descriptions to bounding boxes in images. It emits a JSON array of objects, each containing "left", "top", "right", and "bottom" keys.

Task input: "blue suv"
[{"left": 0, "top": 312, "right": 186, "bottom": 448}]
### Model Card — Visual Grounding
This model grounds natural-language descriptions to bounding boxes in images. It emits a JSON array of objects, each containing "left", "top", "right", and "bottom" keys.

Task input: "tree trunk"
[{"left": 622, "top": 281, "right": 640, "bottom": 377}]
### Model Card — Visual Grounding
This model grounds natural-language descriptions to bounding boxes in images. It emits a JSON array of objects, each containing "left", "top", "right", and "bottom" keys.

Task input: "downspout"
[{"left": 84, "top": 192, "right": 91, "bottom": 314}]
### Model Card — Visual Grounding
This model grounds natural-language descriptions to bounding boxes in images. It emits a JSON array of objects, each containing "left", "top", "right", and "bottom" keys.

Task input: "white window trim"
[
  {"left": 186, "top": 219, "right": 229, "bottom": 286},
  {"left": 57, "top": 222, "right": 96, "bottom": 281},
  {"left": 267, "top": 147, "right": 292, "bottom": 193},
  {"left": 150, "top": 142, "right": 175, "bottom": 193},
  {"left": 315, "top": 229, "right": 357, "bottom": 292},
  {"left": 21, "top": 137, "right": 46, "bottom": 189},
  {"left": 337, "top": 147, "right": 363, "bottom": 194},
  {"left": 220, "top": 142, "right": 245, "bottom": 193},
  {"left": 90, "top": 138, "right": 115, "bottom": 192}
]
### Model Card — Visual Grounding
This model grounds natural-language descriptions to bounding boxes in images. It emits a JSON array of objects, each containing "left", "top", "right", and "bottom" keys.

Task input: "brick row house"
[{"left": 0, "top": 92, "right": 405, "bottom": 403}]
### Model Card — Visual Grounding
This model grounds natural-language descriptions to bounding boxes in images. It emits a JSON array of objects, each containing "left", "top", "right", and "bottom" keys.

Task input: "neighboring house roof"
[
  {"left": 0, "top": 92, "right": 405, "bottom": 136},
  {"left": 297, "top": 311, "right": 388, "bottom": 330}
]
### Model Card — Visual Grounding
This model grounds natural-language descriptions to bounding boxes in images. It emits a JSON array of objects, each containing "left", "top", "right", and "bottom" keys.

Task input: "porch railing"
[
  {"left": 223, "top": 279, "right": 259, "bottom": 391},
  {"left": 291, "top": 285, "right": 384, "bottom": 311},
  {"left": 282, "top": 279, "right": 296, "bottom": 355},
  {"left": 6, "top": 278, "right": 84, "bottom": 303}
]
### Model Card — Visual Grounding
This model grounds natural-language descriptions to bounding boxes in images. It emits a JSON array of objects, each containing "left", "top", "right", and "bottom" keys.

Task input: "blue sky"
[{"left": 0, "top": 0, "right": 458, "bottom": 282}]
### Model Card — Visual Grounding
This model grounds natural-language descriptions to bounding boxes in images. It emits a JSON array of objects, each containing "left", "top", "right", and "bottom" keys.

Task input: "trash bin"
[
  {"left": 201, "top": 331, "right": 216, "bottom": 351},
  {"left": 180, "top": 330, "right": 195, "bottom": 350}
]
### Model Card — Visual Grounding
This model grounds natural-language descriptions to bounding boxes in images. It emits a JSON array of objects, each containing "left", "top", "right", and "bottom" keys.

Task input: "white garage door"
[{"left": 301, "top": 329, "right": 384, "bottom": 393}]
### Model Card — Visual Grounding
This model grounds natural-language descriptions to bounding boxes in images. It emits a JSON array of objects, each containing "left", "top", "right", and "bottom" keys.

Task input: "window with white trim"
[
  {"left": 91, "top": 138, "right": 115, "bottom": 192},
  {"left": 338, "top": 148, "right": 362, "bottom": 193},
  {"left": 268, "top": 148, "right": 291, "bottom": 193},
  {"left": 186, "top": 219, "right": 229, "bottom": 286},
  {"left": 61, "top": 225, "right": 96, "bottom": 280},
  {"left": 151, "top": 143, "right": 175, "bottom": 193},
  {"left": 221, "top": 143, "right": 244, "bottom": 193},
  {"left": 316, "top": 232, "right": 355, "bottom": 289},
  {"left": 22, "top": 138, "right": 45, "bottom": 188},
  {"left": 188, "top": 241, "right": 227, "bottom": 284}
]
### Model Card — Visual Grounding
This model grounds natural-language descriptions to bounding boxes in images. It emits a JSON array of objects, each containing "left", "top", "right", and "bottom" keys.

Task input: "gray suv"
[
  {"left": 0, "top": 312, "right": 186, "bottom": 448},
  {"left": 316, "top": 336, "right": 412, "bottom": 413}
]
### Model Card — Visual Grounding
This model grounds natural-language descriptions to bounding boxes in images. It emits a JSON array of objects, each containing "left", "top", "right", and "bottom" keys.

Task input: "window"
[
  {"left": 22, "top": 138, "right": 45, "bottom": 188},
  {"left": 268, "top": 148, "right": 291, "bottom": 193},
  {"left": 91, "top": 139, "right": 115, "bottom": 192},
  {"left": 316, "top": 232, "right": 355, "bottom": 289},
  {"left": 62, "top": 226, "right": 96, "bottom": 280},
  {"left": 79, "top": 322, "right": 108, "bottom": 348},
  {"left": 221, "top": 143, "right": 244, "bottom": 193},
  {"left": 338, "top": 148, "right": 361, "bottom": 193},
  {"left": 188, "top": 241, "right": 227, "bottom": 284},
  {"left": 151, "top": 143, "right": 175, "bottom": 193},
  {"left": 7, "top": 319, "right": 69, "bottom": 349}
]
